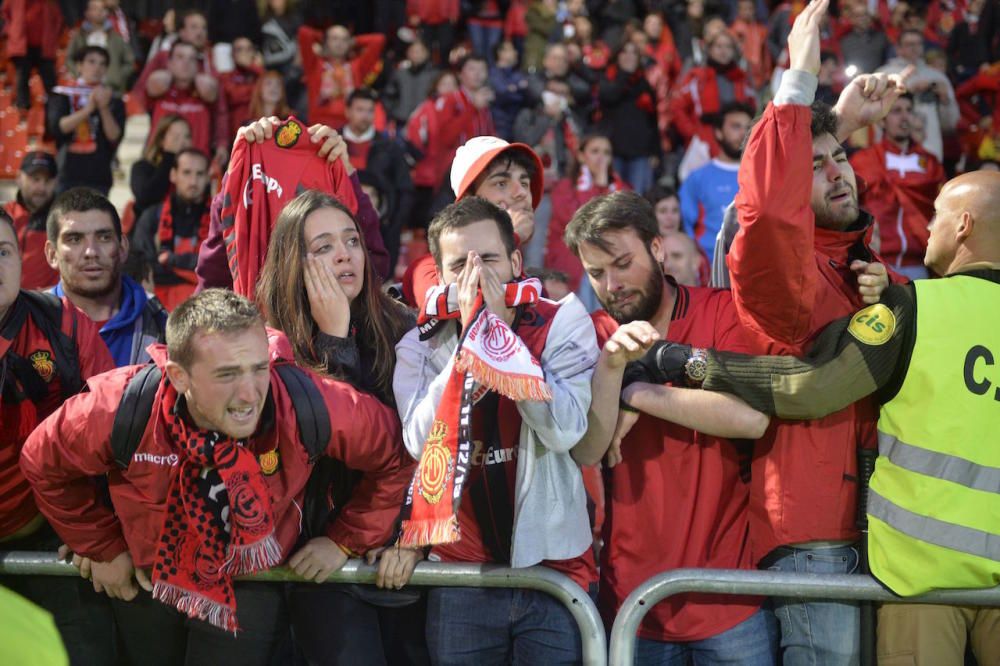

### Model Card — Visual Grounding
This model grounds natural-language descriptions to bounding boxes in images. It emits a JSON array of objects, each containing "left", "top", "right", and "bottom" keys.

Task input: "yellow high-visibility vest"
[{"left": 868, "top": 275, "right": 1000, "bottom": 595}]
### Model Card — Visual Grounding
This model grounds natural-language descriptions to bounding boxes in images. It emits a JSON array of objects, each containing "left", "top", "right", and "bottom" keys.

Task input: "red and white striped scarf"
[{"left": 400, "top": 277, "right": 551, "bottom": 546}]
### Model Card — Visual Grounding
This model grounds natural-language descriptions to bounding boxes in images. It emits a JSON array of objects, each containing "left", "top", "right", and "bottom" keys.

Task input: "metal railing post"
[
  {"left": 0, "top": 552, "right": 607, "bottom": 666},
  {"left": 608, "top": 569, "right": 1000, "bottom": 666}
]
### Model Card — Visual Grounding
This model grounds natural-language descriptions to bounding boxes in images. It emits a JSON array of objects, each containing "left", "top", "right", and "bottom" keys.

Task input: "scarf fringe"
[
  {"left": 224, "top": 532, "right": 283, "bottom": 575},
  {"left": 456, "top": 349, "right": 553, "bottom": 402},
  {"left": 399, "top": 515, "right": 460, "bottom": 548},
  {"left": 153, "top": 581, "right": 239, "bottom": 634}
]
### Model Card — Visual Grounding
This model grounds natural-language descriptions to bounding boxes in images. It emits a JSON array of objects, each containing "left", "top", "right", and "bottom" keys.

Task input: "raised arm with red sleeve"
[
  {"left": 350, "top": 33, "right": 387, "bottom": 87},
  {"left": 20, "top": 371, "right": 130, "bottom": 562},
  {"left": 727, "top": 102, "right": 818, "bottom": 351}
]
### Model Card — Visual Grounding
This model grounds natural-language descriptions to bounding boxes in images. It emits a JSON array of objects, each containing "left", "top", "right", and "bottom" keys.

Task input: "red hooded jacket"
[
  {"left": 727, "top": 102, "right": 909, "bottom": 562},
  {"left": 850, "top": 139, "right": 945, "bottom": 269},
  {"left": 20, "top": 341, "right": 413, "bottom": 566}
]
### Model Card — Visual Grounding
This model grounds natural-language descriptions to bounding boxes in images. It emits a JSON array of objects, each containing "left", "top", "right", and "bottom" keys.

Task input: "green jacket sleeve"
[{"left": 702, "top": 283, "right": 917, "bottom": 419}]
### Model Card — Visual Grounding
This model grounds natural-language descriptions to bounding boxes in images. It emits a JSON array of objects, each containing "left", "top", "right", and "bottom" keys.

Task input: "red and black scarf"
[
  {"left": 158, "top": 196, "right": 211, "bottom": 283},
  {"left": 399, "top": 278, "right": 551, "bottom": 547},
  {"left": 152, "top": 386, "right": 281, "bottom": 633}
]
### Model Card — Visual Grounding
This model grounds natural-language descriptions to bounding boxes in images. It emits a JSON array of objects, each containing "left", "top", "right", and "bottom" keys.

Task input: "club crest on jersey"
[
  {"left": 258, "top": 449, "right": 280, "bottom": 475},
  {"left": 275, "top": 120, "right": 302, "bottom": 148},
  {"left": 29, "top": 350, "right": 55, "bottom": 382}
]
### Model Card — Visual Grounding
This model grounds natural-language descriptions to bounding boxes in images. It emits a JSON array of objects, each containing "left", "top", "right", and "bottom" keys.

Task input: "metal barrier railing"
[
  {"left": 0, "top": 551, "right": 607, "bottom": 666},
  {"left": 608, "top": 568, "right": 1000, "bottom": 666}
]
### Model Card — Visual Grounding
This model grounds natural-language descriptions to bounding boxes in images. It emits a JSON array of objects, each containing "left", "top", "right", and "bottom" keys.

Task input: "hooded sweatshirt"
[{"left": 53, "top": 276, "right": 166, "bottom": 367}]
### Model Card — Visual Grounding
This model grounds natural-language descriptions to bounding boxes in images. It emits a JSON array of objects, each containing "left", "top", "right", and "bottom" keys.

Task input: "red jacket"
[
  {"left": 406, "top": 90, "right": 496, "bottom": 189},
  {"left": 147, "top": 85, "right": 223, "bottom": 155},
  {"left": 407, "top": 0, "right": 460, "bottom": 25},
  {"left": 132, "top": 46, "right": 217, "bottom": 110},
  {"left": 850, "top": 139, "right": 945, "bottom": 269},
  {"left": 1, "top": 292, "right": 113, "bottom": 538},
  {"left": 1, "top": 0, "right": 63, "bottom": 59},
  {"left": 728, "top": 103, "right": 909, "bottom": 562},
  {"left": 4, "top": 198, "right": 58, "bottom": 290},
  {"left": 299, "top": 27, "right": 386, "bottom": 129},
  {"left": 545, "top": 175, "right": 630, "bottom": 291},
  {"left": 20, "top": 342, "right": 413, "bottom": 566},
  {"left": 669, "top": 65, "right": 757, "bottom": 148}
]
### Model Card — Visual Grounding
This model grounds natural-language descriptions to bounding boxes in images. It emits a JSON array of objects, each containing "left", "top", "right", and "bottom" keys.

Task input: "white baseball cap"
[{"left": 449, "top": 136, "right": 545, "bottom": 209}]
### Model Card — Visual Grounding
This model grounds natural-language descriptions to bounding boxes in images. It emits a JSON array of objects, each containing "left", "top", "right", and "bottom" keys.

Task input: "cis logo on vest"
[
  {"left": 848, "top": 304, "right": 895, "bottom": 346},
  {"left": 964, "top": 345, "right": 1000, "bottom": 401}
]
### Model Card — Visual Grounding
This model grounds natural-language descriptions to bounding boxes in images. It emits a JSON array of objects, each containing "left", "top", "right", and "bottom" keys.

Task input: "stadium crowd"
[{"left": 1, "top": 0, "right": 999, "bottom": 664}]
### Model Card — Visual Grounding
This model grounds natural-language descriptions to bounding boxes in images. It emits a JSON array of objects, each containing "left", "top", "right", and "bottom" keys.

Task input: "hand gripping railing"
[
  {"left": 0, "top": 551, "right": 608, "bottom": 666},
  {"left": 608, "top": 568, "right": 1000, "bottom": 666}
]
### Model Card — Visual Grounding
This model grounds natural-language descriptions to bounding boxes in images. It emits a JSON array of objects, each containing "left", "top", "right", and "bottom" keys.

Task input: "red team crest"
[
  {"left": 29, "top": 350, "right": 55, "bottom": 382},
  {"left": 275, "top": 120, "right": 302, "bottom": 148},
  {"left": 417, "top": 420, "right": 453, "bottom": 505}
]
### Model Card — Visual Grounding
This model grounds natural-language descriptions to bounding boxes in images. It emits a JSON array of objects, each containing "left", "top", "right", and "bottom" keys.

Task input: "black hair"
[
  {"left": 457, "top": 53, "right": 488, "bottom": 72},
  {"left": 168, "top": 39, "right": 197, "bottom": 59},
  {"left": 428, "top": 197, "right": 516, "bottom": 266},
  {"left": 347, "top": 87, "right": 378, "bottom": 107},
  {"left": 470, "top": 149, "right": 539, "bottom": 196},
  {"left": 73, "top": 45, "right": 110, "bottom": 66},
  {"left": 46, "top": 187, "right": 123, "bottom": 242},
  {"left": 714, "top": 100, "right": 756, "bottom": 129},
  {"left": 644, "top": 184, "right": 679, "bottom": 206},
  {"left": 173, "top": 147, "right": 210, "bottom": 168},
  {"left": 810, "top": 100, "right": 839, "bottom": 140}
]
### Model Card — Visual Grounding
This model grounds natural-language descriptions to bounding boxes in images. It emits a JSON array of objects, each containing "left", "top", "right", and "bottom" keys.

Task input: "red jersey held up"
[
  {"left": 592, "top": 283, "right": 762, "bottom": 642},
  {"left": 221, "top": 116, "right": 359, "bottom": 297}
]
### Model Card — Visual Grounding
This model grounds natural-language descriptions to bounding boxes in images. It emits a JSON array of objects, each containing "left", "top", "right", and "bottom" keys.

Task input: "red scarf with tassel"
[
  {"left": 152, "top": 387, "right": 282, "bottom": 633},
  {"left": 400, "top": 278, "right": 551, "bottom": 547}
]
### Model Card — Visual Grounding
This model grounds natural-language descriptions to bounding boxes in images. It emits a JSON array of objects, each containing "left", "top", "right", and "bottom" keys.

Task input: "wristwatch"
[{"left": 685, "top": 348, "right": 708, "bottom": 386}]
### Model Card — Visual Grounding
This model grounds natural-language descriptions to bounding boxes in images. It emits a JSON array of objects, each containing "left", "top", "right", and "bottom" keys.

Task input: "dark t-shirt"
[{"left": 46, "top": 92, "right": 125, "bottom": 192}]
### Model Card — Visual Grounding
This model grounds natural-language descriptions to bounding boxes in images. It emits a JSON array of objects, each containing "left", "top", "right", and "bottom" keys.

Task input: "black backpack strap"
[
  {"left": 20, "top": 291, "right": 83, "bottom": 398},
  {"left": 110, "top": 364, "right": 162, "bottom": 468},
  {"left": 274, "top": 363, "right": 331, "bottom": 462}
]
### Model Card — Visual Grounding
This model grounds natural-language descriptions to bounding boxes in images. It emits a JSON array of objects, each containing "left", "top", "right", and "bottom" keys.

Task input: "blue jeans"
[
  {"left": 468, "top": 23, "right": 502, "bottom": 67},
  {"left": 613, "top": 156, "right": 655, "bottom": 196},
  {"left": 426, "top": 587, "right": 582, "bottom": 665},
  {"left": 635, "top": 606, "right": 779, "bottom": 665},
  {"left": 765, "top": 545, "right": 861, "bottom": 666}
]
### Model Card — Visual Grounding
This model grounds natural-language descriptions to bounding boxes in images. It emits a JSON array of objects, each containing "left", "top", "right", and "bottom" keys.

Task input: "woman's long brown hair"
[
  {"left": 256, "top": 190, "right": 412, "bottom": 400},
  {"left": 248, "top": 70, "right": 293, "bottom": 121},
  {"left": 143, "top": 114, "right": 190, "bottom": 165}
]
